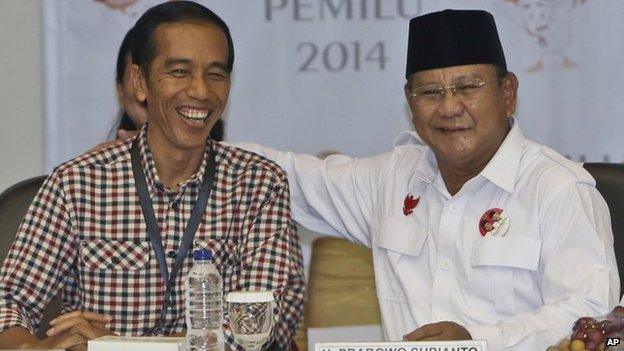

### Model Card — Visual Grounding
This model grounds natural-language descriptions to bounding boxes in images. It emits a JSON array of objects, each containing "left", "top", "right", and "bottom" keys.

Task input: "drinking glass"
[{"left": 226, "top": 291, "right": 274, "bottom": 351}]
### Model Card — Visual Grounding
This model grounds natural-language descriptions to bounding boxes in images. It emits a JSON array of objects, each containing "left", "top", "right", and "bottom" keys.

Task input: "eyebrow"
[
  {"left": 164, "top": 57, "right": 192, "bottom": 67},
  {"left": 164, "top": 57, "right": 229, "bottom": 72}
]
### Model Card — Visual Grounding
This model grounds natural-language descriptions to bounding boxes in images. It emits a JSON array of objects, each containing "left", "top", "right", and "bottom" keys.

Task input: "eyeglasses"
[{"left": 409, "top": 77, "right": 501, "bottom": 106}]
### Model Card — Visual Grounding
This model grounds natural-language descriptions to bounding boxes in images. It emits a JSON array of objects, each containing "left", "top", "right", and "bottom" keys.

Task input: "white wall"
[{"left": 0, "top": 0, "right": 43, "bottom": 194}]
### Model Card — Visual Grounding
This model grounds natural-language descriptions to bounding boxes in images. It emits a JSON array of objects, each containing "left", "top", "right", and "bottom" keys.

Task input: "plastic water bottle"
[{"left": 185, "top": 249, "right": 223, "bottom": 351}]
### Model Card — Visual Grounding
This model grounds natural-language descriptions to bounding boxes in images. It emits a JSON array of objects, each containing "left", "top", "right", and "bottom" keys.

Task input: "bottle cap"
[
  {"left": 193, "top": 248, "right": 213, "bottom": 260},
  {"left": 226, "top": 291, "right": 274, "bottom": 303}
]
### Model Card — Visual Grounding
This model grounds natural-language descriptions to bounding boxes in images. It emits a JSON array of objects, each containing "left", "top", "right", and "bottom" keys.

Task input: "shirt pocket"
[
  {"left": 195, "top": 239, "right": 237, "bottom": 270},
  {"left": 81, "top": 239, "right": 151, "bottom": 271},
  {"left": 376, "top": 215, "right": 429, "bottom": 302},
  {"left": 468, "top": 236, "right": 541, "bottom": 318},
  {"left": 194, "top": 239, "right": 238, "bottom": 291}
]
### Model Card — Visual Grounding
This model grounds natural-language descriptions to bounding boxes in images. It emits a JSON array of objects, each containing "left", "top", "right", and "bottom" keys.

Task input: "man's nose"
[
  {"left": 436, "top": 88, "right": 465, "bottom": 117},
  {"left": 186, "top": 74, "right": 210, "bottom": 100}
]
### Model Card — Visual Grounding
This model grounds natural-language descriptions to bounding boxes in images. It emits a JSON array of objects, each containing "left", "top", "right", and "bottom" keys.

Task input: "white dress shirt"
[{"left": 236, "top": 121, "right": 619, "bottom": 350}]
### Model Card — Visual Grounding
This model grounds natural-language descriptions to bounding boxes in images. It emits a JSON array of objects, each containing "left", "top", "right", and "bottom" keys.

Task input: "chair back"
[
  {"left": 0, "top": 176, "right": 47, "bottom": 260},
  {"left": 0, "top": 175, "right": 62, "bottom": 338},
  {"left": 584, "top": 163, "right": 624, "bottom": 297},
  {"left": 306, "top": 237, "right": 381, "bottom": 328}
]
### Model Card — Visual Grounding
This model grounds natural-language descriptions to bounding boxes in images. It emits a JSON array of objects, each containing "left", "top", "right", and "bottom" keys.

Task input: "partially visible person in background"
[
  {"left": 104, "top": 27, "right": 225, "bottom": 145},
  {"left": 108, "top": 26, "right": 148, "bottom": 141}
]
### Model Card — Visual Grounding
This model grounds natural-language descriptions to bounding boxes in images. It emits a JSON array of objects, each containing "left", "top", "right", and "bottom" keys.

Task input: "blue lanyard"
[{"left": 130, "top": 138, "right": 216, "bottom": 335}]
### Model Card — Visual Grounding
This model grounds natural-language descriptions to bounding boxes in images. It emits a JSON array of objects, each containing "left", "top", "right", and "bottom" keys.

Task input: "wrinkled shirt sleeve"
[{"left": 233, "top": 143, "right": 387, "bottom": 247}]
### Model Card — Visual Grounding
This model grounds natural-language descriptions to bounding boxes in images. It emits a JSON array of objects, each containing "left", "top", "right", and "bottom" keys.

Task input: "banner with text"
[{"left": 43, "top": 0, "right": 624, "bottom": 170}]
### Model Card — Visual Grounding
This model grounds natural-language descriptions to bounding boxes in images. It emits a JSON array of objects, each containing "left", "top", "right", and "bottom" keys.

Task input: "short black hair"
[
  {"left": 494, "top": 65, "right": 508, "bottom": 78},
  {"left": 115, "top": 27, "right": 134, "bottom": 84},
  {"left": 131, "top": 1, "right": 234, "bottom": 76}
]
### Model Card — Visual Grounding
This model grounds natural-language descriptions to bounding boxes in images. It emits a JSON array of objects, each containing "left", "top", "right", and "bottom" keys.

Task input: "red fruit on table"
[
  {"left": 596, "top": 320, "right": 615, "bottom": 334},
  {"left": 607, "top": 316, "right": 624, "bottom": 331},
  {"left": 609, "top": 305, "right": 624, "bottom": 317},
  {"left": 573, "top": 317, "right": 598, "bottom": 331},
  {"left": 584, "top": 340, "right": 598, "bottom": 351},
  {"left": 571, "top": 327, "right": 588, "bottom": 341},
  {"left": 585, "top": 328, "right": 604, "bottom": 346}
]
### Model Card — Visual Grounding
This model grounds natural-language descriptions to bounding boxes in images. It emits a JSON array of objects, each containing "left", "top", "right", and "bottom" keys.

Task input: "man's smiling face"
[
  {"left": 405, "top": 64, "right": 517, "bottom": 171},
  {"left": 135, "top": 20, "right": 231, "bottom": 152}
]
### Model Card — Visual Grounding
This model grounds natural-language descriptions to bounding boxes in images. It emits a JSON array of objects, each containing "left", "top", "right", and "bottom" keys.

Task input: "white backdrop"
[{"left": 43, "top": 0, "right": 624, "bottom": 171}]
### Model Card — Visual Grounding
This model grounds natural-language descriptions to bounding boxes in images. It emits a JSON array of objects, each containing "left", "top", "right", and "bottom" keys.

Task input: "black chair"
[
  {"left": 584, "top": 163, "right": 624, "bottom": 297},
  {"left": 0, "top": 175, "right": 62, "bottom": 338}
]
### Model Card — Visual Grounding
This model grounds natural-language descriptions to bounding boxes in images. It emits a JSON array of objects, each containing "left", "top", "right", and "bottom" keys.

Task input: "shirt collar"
[
  {"left": 137, "top": 123, "right": 212, "bottom": 195},
  {"left": 393, "top": 118, "right": 524, "bottom": 193},
  {"left": 393, "top": 130, "right": 439, "bottom": 186},
  {"left": 479, "top": 119, "right": 524, "bottom": 193}
]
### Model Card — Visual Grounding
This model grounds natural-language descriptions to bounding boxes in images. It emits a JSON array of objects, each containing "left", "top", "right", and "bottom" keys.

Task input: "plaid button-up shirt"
[{"left": 0, "top": 126, "right": 305, "bottom": 349}]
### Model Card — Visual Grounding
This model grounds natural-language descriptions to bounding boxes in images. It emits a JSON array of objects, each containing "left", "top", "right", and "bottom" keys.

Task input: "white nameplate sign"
[
  {"left": 89, "top": 336, "right": 185, "bottom": 351},
  {"left": 315, "top": 340, "right": 487, "bottom": 351}
]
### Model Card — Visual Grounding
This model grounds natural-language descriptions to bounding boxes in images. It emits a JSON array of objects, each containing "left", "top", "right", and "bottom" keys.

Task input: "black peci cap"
[{"left": 405, "top": 9, "right": 507, "bottom": 79}]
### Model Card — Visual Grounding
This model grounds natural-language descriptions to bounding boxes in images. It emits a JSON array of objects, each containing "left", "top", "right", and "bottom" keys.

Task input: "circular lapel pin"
[{"left": 478, "top": 208, "right": 510, "bottom": 237}]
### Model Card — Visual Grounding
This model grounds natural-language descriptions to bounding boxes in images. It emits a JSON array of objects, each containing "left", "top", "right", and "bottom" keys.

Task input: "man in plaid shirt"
[{"left": 0, "top": 1, "right": 305, "bottom": 350}]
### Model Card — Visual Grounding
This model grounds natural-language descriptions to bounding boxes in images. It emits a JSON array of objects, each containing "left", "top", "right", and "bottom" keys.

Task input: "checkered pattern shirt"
[{"left": 0, "top": 125, "right": 305, "bottom": 350}]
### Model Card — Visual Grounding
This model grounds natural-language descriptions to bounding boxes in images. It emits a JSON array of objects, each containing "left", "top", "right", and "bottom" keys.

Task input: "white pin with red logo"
[{"left": 478, "top": 208, "right": 509, "bottom": 237}]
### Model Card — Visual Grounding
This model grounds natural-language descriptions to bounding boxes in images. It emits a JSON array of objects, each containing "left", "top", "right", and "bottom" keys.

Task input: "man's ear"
[
  {"left": 131, "top": 64, "right": 147, "bottom": 103},
  {"left": 502, "top": 72, "right": 519, "bottom": 116},
  {"left": 404, "top": 82, "right": 416, "bottom": 116}
]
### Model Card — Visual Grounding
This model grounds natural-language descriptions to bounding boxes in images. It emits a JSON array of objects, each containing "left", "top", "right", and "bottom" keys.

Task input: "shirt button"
[
  {"left": 437, "top": 314, "right": 447, "bottom": 321},
  {"left": 167, "top": 251, "right": 177, "bottom": 259},
  {"left": 448, "top": 203, "right": 458, "bottom": 214},
  {"left": 171, "top": 201, "right": 180, "bottom": 210},
  {"left": 441, "top": 259, "right": 452, "bottom": 271}
]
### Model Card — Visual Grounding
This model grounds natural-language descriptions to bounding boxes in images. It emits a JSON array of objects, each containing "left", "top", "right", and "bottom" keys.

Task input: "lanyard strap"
[{"left": 130, "top": 138, "right": 216, "bottom": 334}]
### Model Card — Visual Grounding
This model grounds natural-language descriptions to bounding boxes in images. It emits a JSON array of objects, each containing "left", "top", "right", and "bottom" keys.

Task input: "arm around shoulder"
[{"left": 232, "top": 142, "right": 390, "bottom": 245}]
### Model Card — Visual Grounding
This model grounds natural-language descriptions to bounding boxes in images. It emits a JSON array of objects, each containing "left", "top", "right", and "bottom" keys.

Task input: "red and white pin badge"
[
  {"left": 478, "top": 208, "right": 509, "bottom": 237},
  {"left": 403, "top": 193, "right": 420, "bottom": 216}
]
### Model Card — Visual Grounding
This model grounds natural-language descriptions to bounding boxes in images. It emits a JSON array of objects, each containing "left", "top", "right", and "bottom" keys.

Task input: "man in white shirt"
[{"left": 238, "top": 9, "right": 619, "bottom": 350}]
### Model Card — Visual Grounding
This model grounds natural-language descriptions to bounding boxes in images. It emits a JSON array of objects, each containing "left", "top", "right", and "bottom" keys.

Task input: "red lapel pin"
[{"left": 403, "top": 194, "right": 420, "bottom": 216}]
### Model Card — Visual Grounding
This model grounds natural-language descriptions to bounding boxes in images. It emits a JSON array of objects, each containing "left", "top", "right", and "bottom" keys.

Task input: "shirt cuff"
[
  {"left": 467, "top": 323, "right": 504, "bottom": 351},
  {"left": 0, "top": 306, "right": 34, "bottom": 334}
]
